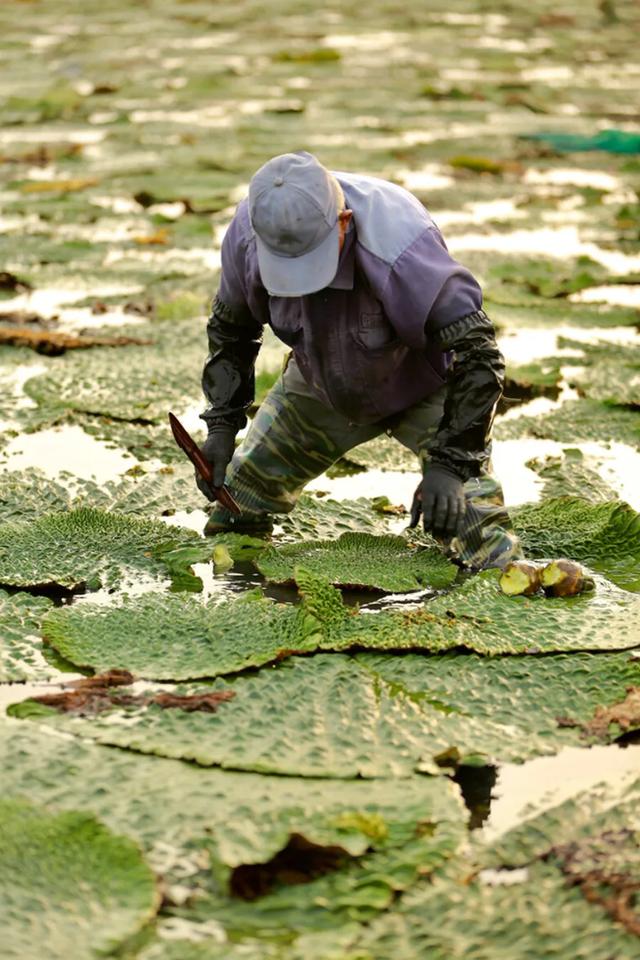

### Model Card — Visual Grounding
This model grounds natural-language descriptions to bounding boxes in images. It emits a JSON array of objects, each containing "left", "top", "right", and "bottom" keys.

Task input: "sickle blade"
[{"left": 168, "top": 412, "right": 241, "bottom": 515}]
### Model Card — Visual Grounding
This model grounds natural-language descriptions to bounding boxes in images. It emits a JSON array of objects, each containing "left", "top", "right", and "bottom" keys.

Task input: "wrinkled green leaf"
[
  {"left": 512, "top": 497, "right": 640, "bottom": 591},
  {"left": 0, "top": 798, "right": 159, "bottom": 960},
  {"left": 0, "top": 589, "right": 54, "bottom": 681},
  {"left": 12, "top": 650, "right": 638, "bottom": 777},
  {"left": 0, "top": 507, "right": 205, "bottom": 591},
  {"left": 256, "top": 533, "right": 457, "bottom": 592}
]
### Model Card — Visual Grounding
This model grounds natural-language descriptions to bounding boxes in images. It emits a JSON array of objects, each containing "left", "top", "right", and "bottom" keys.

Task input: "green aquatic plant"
[
  {"left": 0, "top": 507, "right": 210, "bottom": 592},
  {"left": 0, "top": 589, "right": 54, "bottom": 681},
  {"left": 256, "top": 532, "right": 457, "bottom": 592},
  {"left": 11, "top": 650, "right": 638, "bottom": 777},
  {"left": 0, "top": 798, "right": 159, "bottom": 960}
]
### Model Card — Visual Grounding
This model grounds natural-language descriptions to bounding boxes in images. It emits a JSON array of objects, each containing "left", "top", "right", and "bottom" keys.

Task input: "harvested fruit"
[
  {"left": 541, "top": 559, "right": 595, "bottom": 597},
  {"left": 499, "top": 560, "right": 542, "bottom": 596}
]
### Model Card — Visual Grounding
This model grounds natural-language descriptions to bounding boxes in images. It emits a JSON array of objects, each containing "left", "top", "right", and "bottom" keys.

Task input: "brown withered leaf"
[
  {"left": 30, "top": 672, "right": 235, "bottom": 716},
  {"left": 0, "top": 325, "right": 152, "bottom": 355},
  {"left": 556, "top": 686, "right": 640, "bottom": 740},
  {"left": 548, "top": 829, "right": 640, "bottom": 937},
  {"left": 0, "top": 271, "right": 33, "bottom": 293}
]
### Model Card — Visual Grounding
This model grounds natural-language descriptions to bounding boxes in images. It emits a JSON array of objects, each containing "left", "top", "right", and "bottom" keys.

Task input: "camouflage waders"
[{"left": 205, "top": 358, "right": 523, "bottom": 569}]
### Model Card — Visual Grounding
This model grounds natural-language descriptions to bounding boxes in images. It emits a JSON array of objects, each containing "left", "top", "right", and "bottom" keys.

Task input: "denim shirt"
[{"left": 217, "top": 172, "right": 483, "bottom": 424}]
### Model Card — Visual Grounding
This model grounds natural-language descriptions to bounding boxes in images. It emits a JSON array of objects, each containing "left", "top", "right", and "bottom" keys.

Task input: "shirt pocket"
[
  {"left": 354, "top": 311, "right": 398, "bottom": 351},
  {"left": 268, "top": 297, "right": 303, "bottom": 347}
]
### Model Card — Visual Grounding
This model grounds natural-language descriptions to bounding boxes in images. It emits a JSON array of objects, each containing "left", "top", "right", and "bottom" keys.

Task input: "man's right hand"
[{"left": 196, "top": 423, "right": 237, "bottom": 498}]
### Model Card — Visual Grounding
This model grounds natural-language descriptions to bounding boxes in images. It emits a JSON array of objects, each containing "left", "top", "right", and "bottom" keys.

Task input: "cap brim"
[{"left": 255, "top": 223, "right": 340, "bottom": 297}]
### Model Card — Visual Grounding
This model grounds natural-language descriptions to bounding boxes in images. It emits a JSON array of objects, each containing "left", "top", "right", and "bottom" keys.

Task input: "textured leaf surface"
[
  {"left": 0, "top": 507, "right": 206, "bottom": 590},
  {"left": 560, "top": 338, "right": 640, "bottom": 408},
  {"left": 495, "top": 398, "right": 640, "bottom": 448},
  {"left": 512, "top": 497, "right": 640, "bottom": 590},
  {"left": 22, "top": 317, "right": 202, "bottom": 423},
  {"left": 351, "top": 860, "right": 640, "bottom": 960},
  {"left": 342, "top": 435, "right": 419, "bottom": 472},
  {"left": 43, "top": 590, "right": 306, "bottom": 679},
  {"left": 525, "top": 448, "right": 618, "bottom": 502},
  {"left": 427, "top": 568, "right": 640, "bottom": 653},
  {"left": 0, "top": 589, "right": 54, "bottom": 681},
  {"left": 0, "top": 465, "right": 204, "bottom": 523},
  {"left": 0, "top": 798, "right": 158, "bottom": 960},
  {"left": 256, "top": 533, "right": 457, "bottom": 592},
  {"left": 0, "top": 721, "right": 465, "bottom": 888},
  {"left": 13, "top": 651, "right": 639, "bottom": 777},
  {"left": 278, "top": 495, "right": 394, "bottom": 541}
]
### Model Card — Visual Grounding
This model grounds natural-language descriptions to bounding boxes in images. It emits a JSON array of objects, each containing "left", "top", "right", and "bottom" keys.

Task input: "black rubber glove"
[
  {"left": 196, "top": 423, "right": 237, "bottom": 498},
  {"left": 409, "top": 462, "right": 467, "bottom": 539}
]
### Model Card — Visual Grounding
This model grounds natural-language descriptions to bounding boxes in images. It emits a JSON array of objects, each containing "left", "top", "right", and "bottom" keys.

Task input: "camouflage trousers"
[{"left": 205, "top": 357, "right": 523, "bottom": 569}]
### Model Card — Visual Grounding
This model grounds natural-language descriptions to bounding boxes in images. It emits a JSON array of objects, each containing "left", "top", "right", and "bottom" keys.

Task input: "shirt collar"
[{"left": 329, "top": 224, "right": 355, "bottom": 290}]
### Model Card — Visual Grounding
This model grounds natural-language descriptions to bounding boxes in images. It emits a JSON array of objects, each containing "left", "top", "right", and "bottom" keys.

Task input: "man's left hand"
[{"left": 409, "top": 462, "right": 466, "bottom": 539}]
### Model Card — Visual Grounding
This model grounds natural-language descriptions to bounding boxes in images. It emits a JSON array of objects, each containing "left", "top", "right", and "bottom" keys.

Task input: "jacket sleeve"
[
  {"left": 200, "top": 212, "right": 263, "bottom": 430},
  {"left": 201, "top": 295, "right": 263, "bottom": 429},
  {"left": 426, "top": 309, "right": 504, "bottom": 480}
]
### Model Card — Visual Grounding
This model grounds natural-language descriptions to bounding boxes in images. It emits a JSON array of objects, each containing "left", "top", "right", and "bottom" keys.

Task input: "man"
[{"left": 197, "top": 150, "right": 522, "bottom": 569}]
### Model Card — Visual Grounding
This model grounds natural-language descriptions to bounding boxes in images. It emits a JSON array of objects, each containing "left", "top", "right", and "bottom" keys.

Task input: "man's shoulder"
[
  {"left": 333, "top": 171, "right": 436, "bottom": 266},
  {"left": 224, "top": 198, "right": 254, "bottom": 252}
]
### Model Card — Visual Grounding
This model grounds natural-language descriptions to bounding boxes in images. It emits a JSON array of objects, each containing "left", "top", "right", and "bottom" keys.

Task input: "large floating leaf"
[
  {"left": 494, "top": 398, "right": 640, "bottom": 448},
  {"left": 0, "top": 720, "right": 464, "bottom": 893},
  {"left": 427, "top": 568, "right": 640, "bottom": 653},
  {"left": 0, "top": 507, "right": 209, "bottom": 591},
  {"left": 512, "top": 497, "right": 640, "bottom": 591},
  {"left": 349, "top": 859, "right": 640, "bottom": 960},
  {"left": 256, "top": 533, "right": 457, "bottom": 592},
  {"left": 0, "top": 798, "right": 159, "bottom": 960},
  {"left": 560, "top": 337, "right": 640, "bottom": 408},
  {"left": 22, "top": 317, "right": 202, "bottom": 423},
  {"left": 42, "top": 589, "right": 307, "bottom": 679},
  {"left": 342, "top": 435, "right": 419, "bottom": 473},
  {"left": 12, "top": 650, "right": 639, "bottom": 777},
  {"left": 0, "top": 464, "right": 204, "bottom": 524},
  {"left": 0, "top": 589, "right": 54, "bottom": 681},
  {"left": 278, "top": 494, "right": 394, "bottom": 541},
  {"left": 525, "top": 448, "right": 618, "bottom": 502}
]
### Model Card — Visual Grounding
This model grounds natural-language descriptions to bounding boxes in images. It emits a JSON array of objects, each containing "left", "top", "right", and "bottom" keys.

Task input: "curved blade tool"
[{"left": 168, "top": 412, "right": 241, "bottom": 515}]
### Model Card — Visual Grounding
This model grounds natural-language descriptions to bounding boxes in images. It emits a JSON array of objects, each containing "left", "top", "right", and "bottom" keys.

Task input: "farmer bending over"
[{"left": 197, "top": 150, "right": 522, "bottom": 569}]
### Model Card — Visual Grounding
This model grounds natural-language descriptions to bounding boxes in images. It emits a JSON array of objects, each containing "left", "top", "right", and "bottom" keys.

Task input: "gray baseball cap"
[{"left": 248, "top": 151, "right": 341, "bottom": 297}]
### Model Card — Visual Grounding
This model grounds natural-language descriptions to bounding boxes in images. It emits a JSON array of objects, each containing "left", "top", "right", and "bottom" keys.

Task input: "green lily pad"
[
  {"left": 256, "top": 533, "right": 457, "bottom": 592},
  {"left": 427, "top": 568, "right": 640, "bottom": 653},
  {"left": 12, "top": 650, "right": 638, "bottom": 777},
  {"left": 560, "top": 337, "right": 640, "bottom": 408},
  {"left": 0, "top": 720, "right": 465, "bottom": 891},
  {"left": 494, "top": 398, "right": 640, "bottom": 447},
  {"left": 0, "top": 798, "right": 159, "bottom": 960},
  {"left": 0, "top": 507, "right": 209, "bottom": 592},
  {"left": 278, "top": 495, "right": 394, "bottom": 541},
  {"left": 350, "top": 858, "right": 640, "bottom": 960},
  {"left": 525, "top": 448, "right": 618, "bottom": 502},
  {"left": 42, "top": 589, "right": 307, "bottom": 679},
  {"left": 0, "top": 465, "right": 204, "bottom": 524},
  {"left": 342, "top": 435, "right": 419, "bottom": 472},
  {"left": 0, "top": 589, "right": 54, "bottom": 681},
  {"left": 512, "top": 497, "right": 640, "bottom": 591},
  {"left": 21, "top": 317, "right": 203, "bottom": 423}
]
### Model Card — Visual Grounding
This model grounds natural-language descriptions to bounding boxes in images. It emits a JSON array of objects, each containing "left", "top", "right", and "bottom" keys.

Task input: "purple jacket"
[{"left": 216, "top": 172, "right": 483, "bottom": 424}]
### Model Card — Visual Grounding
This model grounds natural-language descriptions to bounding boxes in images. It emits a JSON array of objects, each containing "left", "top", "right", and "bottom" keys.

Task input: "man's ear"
[{"left": 339, "top": 209, "right": 353, "bottom": 224}]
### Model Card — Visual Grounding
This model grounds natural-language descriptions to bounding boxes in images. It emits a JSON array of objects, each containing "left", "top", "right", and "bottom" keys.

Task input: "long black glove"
[
  {"left": 196, "top": 421, "right": 237, "bottom": 499},
  {"left": 427, "top": 309, "right": 505, "bottom": 479},
  {"left": 409, "top": 462, "right": 466, "bottom": 539}
]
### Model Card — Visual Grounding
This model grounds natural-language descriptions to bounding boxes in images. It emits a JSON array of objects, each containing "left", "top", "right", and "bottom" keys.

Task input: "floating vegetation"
[
  {"left": 256, "top": 533, "right": 457, "bottom": 592},
  {"left": 11, "top": 650, "right": 640, "bottom": 776},
  {"left": 0, "top": 507, "right": 211, "bottom": 592},
  {"left": 2, "top": 0, "right": 640, "bottom": 954},
  {"left": 0, "top": 589, "right": 54, "bottom": 681},
  {"left": 0, "top": 797, "right": 159, "bottom": 960}
]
